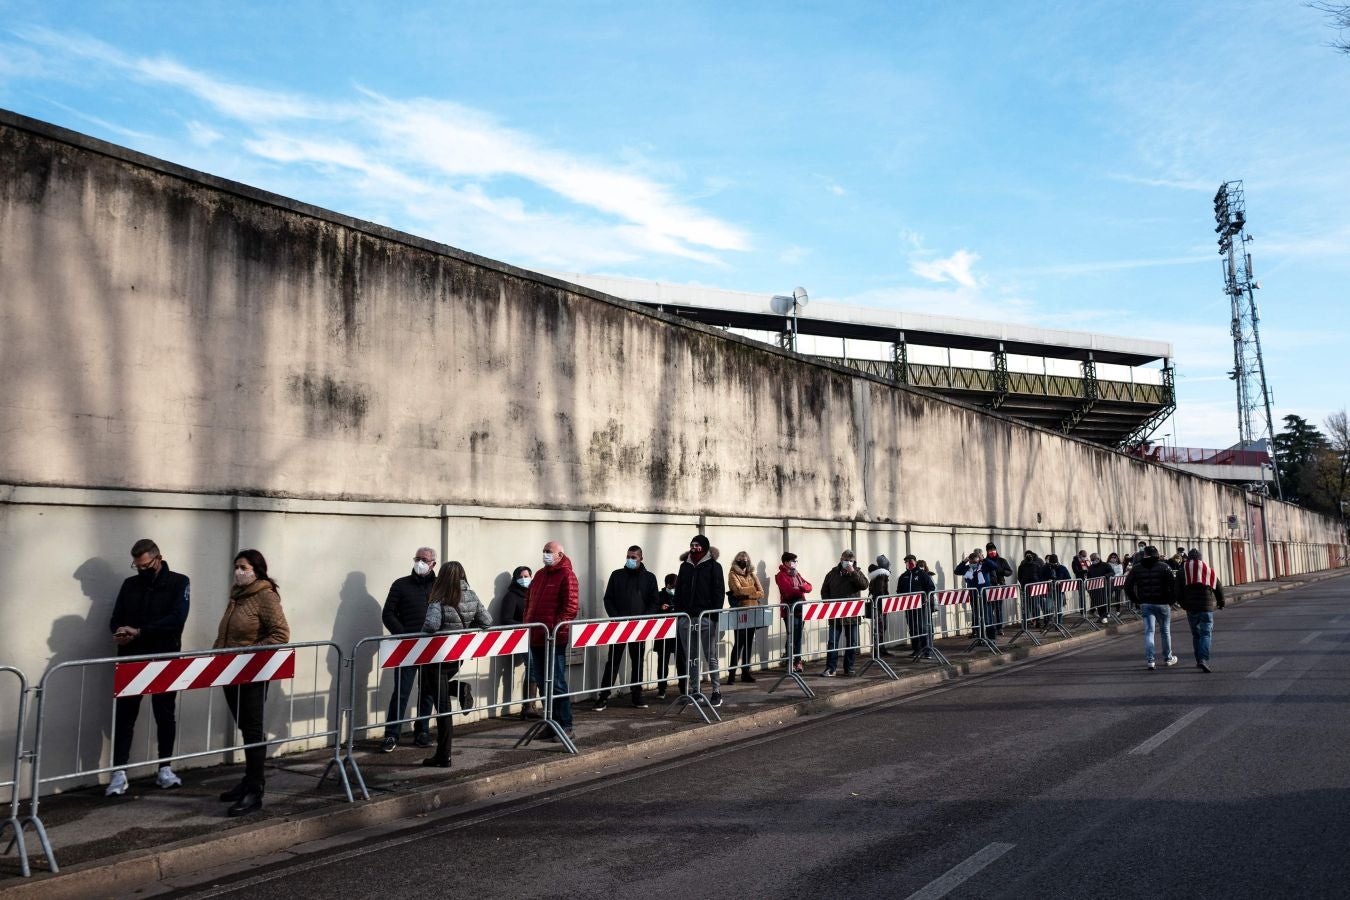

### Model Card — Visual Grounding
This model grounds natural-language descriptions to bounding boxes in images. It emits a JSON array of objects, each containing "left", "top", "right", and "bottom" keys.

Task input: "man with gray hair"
[{"left": 380, "top": 546, "right": 438, "bottom": 752}]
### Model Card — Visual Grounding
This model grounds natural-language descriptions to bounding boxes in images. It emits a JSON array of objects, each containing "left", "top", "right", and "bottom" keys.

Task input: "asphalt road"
[{"left": 163, "top": 577, "right": 1350, "bottom": 900}]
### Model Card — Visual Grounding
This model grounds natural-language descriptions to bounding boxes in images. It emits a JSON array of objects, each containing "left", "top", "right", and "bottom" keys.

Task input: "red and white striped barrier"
[
  {"left": 800, "top": 600, "right": 867, "bottom": 620},
  {"left": 932, "top": 589, "right": 975, "bottom": 606},
  {"left": 1026, "top": 582, "right": 1051, "bottom": 598},
  {"left": 1084, "top": 576, "right": 1107, "bottom": 591},
  {"left": 570, "top": 616, "right": 679, "bottom": 648},
  {"left": 878, "top": 592, "right": 926, "bottom": 613},
  {"left": 1056, "top": 579, "right": 1083, "bottom": 593},
  {"left": 114, "top": 648, "right": 295, "bottom": 698},
  {"left": 1111, "top": 575, "right": 1127, "bottom": 589},
  {"left": 983, "top": 586, "right": 1018, "bottom": 602},
  {"left": 380, "top": 628, "right": 531, "bottom": 669}
]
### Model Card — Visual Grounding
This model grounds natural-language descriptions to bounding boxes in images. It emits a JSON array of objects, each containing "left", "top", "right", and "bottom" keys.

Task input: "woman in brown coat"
[
  {"left": 726, "top": 551, "right": 765, "bottom": 684},
  {"left": 213, "top": 549, "right": 290, "bottom": 817}
]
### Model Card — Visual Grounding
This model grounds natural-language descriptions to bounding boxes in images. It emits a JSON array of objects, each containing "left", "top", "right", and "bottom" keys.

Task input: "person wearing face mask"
[
  {"left": 1086, "top": 552, "right": 1115, "bottom": 624},
  {"left": 654, "top": 573, "right": 679, "bottom": 699},
  {"left": 1018, "top": 551, "right": 1046, "bottom": 626},
  {"left": 894, "top": 554, "right": 935, "bottom": 653},
  {"left": 105, "top": 538, "right": 191, "bottom": 798},
  {"left": 594, "top": 546, "right": 659, "bottom": 710},
  {"left": 726, "top": 552, "right": 765, "bottom": 683},
  {"left": 775, "top": 552, "right": 813, "bottom": 673},
  {"left": 379, "top": 547, "right": 438, "bottom": 753},
  {"left": 418, "top": 561, "right": 491, "bottom": 767},
  {"left": 502, "top": 566, "right": 540, "bottom": 719},
  {"left": 867, "top": 556, "right": 891, "bottom": 655},
  {"left": 524, "top": 541, "right": 580, "bottom": 741},
  {"left": 982, "top": 543, "right": 1013, "bottom": 636},
  {"left": 212, "top": 549, "right": 290, "bottom": 817},
  {"left": 1072, "top": 549, "right": 1091, "bottom": 580},
  {"left": 675, "top": 535, "right": 727, "bottom": 707},
  {"left": 820, "top": 550, "right": 869, "bottom": 677}
]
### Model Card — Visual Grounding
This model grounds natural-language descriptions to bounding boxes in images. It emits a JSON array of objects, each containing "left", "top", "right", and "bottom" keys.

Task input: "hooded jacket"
[
  {"left": 868, "top": 566, "right": 890, "bottom": 599},
  {"left": 1017, "top": 557, "right": 1043, "bottom": 585},
  {"left": 1178, "top": 559, "right": 1225, "bottom": 612},
  {"left": 110, "top": 561, "right": 191, "bottom": 655},
  {"left": 984, "top": 553, "right": 1013, "bottom": 585},
  {"left": 382, "top": 568, "right": 436, "bottom": 635},
  {"left": 775, "top": 564, "right": 813, "bottom": 617},
  {"left": 1123, "top": 556, "right": 1178, "bottom": 606},
  {"left": 524, "top": 554, "right": 580, "bottom": 646},
  {"left": 501, "top": 566, "right": 531, "bottom": 627},
  {"left": 213, "top": 579, "right": 290, "bottom": 649},
  {"left": 727, "top": 564, "right": 765, "bottom": 607},
  {"left": 603, "top": 564, "right": 660, "bottom": 617},
  {"left": 676, "top": 547, "right": 726, "bottom": 615}
]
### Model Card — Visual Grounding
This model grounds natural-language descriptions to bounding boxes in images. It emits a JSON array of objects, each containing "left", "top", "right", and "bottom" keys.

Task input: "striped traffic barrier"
[
  {"left": 346, "top": 624, "right": 543, "bottom": 790},
  {"left": 769, "top": 599, "right": 869, "bottom": 699},
  {"left": 1111, "top": 574, "right": 1140, "bottom": 621},
  {"left": 1058, "top": 578, "right": 1097, "bottom": 632},
  {"left": 979, "top": 585, "right": 1018, "bottom": 652},
  {"left": 1083, "top": 576, "right": 1120, "bottom": 626},
  {"left": 1006, "top": 582, "right": 1043, "bottom": 648},
  {"left": 1, "top": 666, "right": 51, "bottom": 878},
  {"left": 869, "top": 592, "right": 938, "bottom": 665},
  {"left": 28, "top": 641, "right": 350, "bottom": 872},
  {"left": 927, "top": 589, "right": 979, "bottom": 665}
]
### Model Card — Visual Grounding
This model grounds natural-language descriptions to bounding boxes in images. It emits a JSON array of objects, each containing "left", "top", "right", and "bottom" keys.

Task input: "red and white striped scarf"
[{"left": 1183, "top": 558, "right": 1218, "bottom": 589}]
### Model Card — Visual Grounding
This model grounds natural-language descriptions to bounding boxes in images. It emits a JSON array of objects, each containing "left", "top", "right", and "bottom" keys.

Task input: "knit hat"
[
  {"left": 985, "top": 542, "right": 997, "bottom": 551},
  {"left": 691, "top": 534, "right": 710, "bottom": 550},
  {"left": 876, "top": 554, "right": 892, "bottom": 570}
]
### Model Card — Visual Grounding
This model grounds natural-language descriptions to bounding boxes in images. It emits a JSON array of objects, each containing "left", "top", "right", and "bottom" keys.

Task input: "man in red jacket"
[{"left": 524, "top": 540, "right": 579, "bottom": 740}]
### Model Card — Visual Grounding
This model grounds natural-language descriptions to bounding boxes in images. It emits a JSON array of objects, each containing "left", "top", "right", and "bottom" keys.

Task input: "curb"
[{"left": 5, "top": 569, "right": 1345, "bottom": 899}]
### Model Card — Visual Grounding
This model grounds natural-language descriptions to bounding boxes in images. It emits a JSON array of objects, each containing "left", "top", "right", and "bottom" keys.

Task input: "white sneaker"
[
  {"left": 1100, "top": 617, "right": 1110, "bottom": 625},
  {"left": 105, "top": 770, "right": 128, "bottom": 796},
  {"left": 1165, "top": 655, "right": 1178, "bottom": 667},
  {"left": 156, "top": 765, "right": 182, "bottom": 789},
  {"left": 1147, "top": 661, "right": 1156, "bottom": 670}
]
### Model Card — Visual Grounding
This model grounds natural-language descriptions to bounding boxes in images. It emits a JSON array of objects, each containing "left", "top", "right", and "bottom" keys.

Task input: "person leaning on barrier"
[
  {"left": 1123, "top": 546, "right": 1179, "bottom": 671},
  {"left": 1179, "top": 549, "right": 1225, "bottom": 673},
  {"left": 213, "top": 549, "right": 290, "bottom": 818},
  {"left": 675, "top": 535, "right": 727, "bottom": 707},
  {"left": 868, "top": 556, "right": 891, "bottom": 656},
  {"left": 106, "top": 538, "right": 191, "bottom": 797},
  {"left": 1086, "top": 553, "right": 1115, "bottom": 624},
  {"left": 502, "top": 565, "right": 541, "bottom": 719},
  {"left": 654, "top": 573, "right": 679, "bottom": 699},
  {"left": 418, "top": 561, "right": 490, "bottom": 768},
  {"left": 524, "top": 541, "right": 579, "bottom": 741},
  {"left": 776, "top": 553, "right": 812, "bottom": 674},
  {"left": 594, "top": 545, "right": 659, "bottom": 711},
  {"left": 379, "top": 547, "right": 438, "bottom": 753},
  {"left": 895, "top": 554, "right": 935, "bottom": 652},
  {"left": 727, "top": 551, "right": 765, "bottom": 683},
  {"left": 1017, "top": 551, "right": 1044, "bottom": 625},
  {"left": 820, "top": 549, "right": 869, "bottom": 677}
]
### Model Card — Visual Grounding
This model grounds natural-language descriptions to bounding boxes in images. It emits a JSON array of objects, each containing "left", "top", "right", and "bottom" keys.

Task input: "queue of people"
[{"left": 98, "top": 533, "right": 1229, "bottom": 814}]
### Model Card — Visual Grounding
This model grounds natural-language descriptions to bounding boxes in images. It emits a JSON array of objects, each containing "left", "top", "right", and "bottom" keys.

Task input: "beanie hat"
[
  {"left": 691, "top": 534, "right": 710, "bottom": 550},
  {"left": 876, "top": 554, "right": 892, "bottom": 570}
]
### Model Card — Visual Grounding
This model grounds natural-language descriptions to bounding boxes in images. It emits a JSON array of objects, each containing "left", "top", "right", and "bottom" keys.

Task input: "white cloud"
[
  {"left": 11, "top": 28, "right": 749, "bottom": 270},
  {"left": 910, "top": 248, "right": 981, "bottom": 288}
]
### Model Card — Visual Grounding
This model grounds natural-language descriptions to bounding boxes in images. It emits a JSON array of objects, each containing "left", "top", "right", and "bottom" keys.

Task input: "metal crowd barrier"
[
  {"left": 978, "top": 585, "right": 1016, "bottom": 654},
  {"left": 1111, "top": 574, "right": 1140, "bottom": 621},
  {"left": 869, "top": 592, "right": 938, "bottom": 665},
  {"left": 340, "top": 624, "right": 544, "bottom": 794},
  {"left": 1083, "top": 576, "right": 1122, "bottom": 626},
  {"left": 29, "top": 640, "right": 350, "bottom": 872},
  {"left": 1, "top": 666, "right": 50, "bottom": 878},
  {"left": 929, "top": 588, "right": 980, "bottom": 663},
  {"left": 1006, "top": 582, "right": 1043, "bottom": 648},
  {"left": 1039, "top": 580, "right": 1074, "bottom": 637},
  {"left": 1059, "top": 578, "right": 1099, "bottom": 632},
  {"left": 769, "top": 599, "right": 868, "bottom": 698},
  {"left": 669, "top": 611, "right": 722, "bottom": 723},
  {"left": 716, "top": 602, "right": 777, "bottom": 686}
]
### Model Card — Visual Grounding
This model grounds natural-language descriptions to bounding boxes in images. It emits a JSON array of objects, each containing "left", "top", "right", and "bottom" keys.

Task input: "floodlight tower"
[{"left": 1213, "top": 180, "right": 1283, "bottom": 499}]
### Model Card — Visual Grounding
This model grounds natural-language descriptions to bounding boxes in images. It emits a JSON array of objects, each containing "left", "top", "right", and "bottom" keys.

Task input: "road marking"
[
  {"left": 905, "top": 842, "right": 1016, "bottom": 900},
  {"left": 1331, "top": 616, "right": 1346, "bottom": 626},
  {"left": 1299, "top": 631, "right": 1322, "bottom": 645},
  {"left": 1128, "top": 707, "right": 1211, "bottom": 756},
  {"left": 1247, "top": 657, "right": 1282, "bottom": 679}
]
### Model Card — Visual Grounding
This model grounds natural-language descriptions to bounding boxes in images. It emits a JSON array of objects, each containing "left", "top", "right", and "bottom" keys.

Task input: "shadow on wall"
[{"left": 330, "top": 571, "right": 380, "bottom": 726}]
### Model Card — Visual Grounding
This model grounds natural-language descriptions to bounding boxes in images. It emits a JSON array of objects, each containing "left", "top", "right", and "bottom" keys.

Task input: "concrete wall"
[{"left": 1, "top": 110, "right": 1345, "bottom": 791}]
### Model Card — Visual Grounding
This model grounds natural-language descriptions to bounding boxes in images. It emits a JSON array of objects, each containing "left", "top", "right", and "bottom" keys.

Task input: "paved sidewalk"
[{"left": 3, "top": 569, "right": 1342, "bottom": 898}]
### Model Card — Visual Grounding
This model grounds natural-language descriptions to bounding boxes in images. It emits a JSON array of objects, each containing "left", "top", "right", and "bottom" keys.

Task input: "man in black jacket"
[
  {"left": 821, "top": 549, "right": 869, "bottom": 676},
  {"left": 675, "top": 535, "right": 726, "bottom": 707},
  {"left": 1124, "top": 546, "right": 1179, "bottom": 670},
  {"left": 106, "top": 538, "right": 190, "bottom": 797},
  {"left": 595, "top": 545, "right": 659, "bottom": 710},
  {"left": 380, "top": 546, "right": 438, "bottom": 751},
  {"left": 895, "top": 555, "right": 936, "bottom": 652}
]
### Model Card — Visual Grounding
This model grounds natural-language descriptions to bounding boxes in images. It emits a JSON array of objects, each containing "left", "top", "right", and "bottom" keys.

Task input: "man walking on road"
[
  {"left": 380, "top": 546, "right": 437, "bottom": 751},
  {"left": 1179, "top": 549, "right": 1225, "bottom": 673},
  {"left": 525, "top": 540, "right": 580, "bottom": 740},
  {"left": 1124, "top": 545, "right": 1178, "bottom": 670}
]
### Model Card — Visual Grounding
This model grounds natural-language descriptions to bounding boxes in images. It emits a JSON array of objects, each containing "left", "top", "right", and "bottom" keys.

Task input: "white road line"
[
  {"left": 1299, "top": 631, "right": 1322, "bottom": 645},
  {"left": 1128, "top": 707, "right": 1211, "bottom": 756},
  {"left": 905, "top": 842, "right": 1016, "bottom": 900},
  {"left": 1247, "top": 657, "right": 1282, "bottom": 679}
]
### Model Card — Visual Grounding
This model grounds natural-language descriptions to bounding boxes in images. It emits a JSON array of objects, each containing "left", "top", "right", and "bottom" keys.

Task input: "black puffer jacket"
[
  {"left": 501, "top": 566, "right": 531, "bottom": 626},
  {"left": 109, "top": 562, "right": 191, "bottom": 655},
  {"left": 603, "top": 565, "right": 659, "bottom": 617},
  {"left": 1017, "top": 558, "right": 1043, "bottom": 585},
  {"left": 1123, "top": 557, "right": 1178, "bottom": 605},
  {"left": 894, "top": 567, "right": 935, "bottom": 595},
  {"left": 382, "top": 569, "right": 436, "bottom": 635},
  {"left": 676, "top": 552, "right": 726, "bottom": 615}
]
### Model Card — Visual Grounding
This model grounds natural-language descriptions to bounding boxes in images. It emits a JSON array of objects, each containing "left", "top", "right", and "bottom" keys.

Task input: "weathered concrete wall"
[{"left": 1, "top": 110, "right": 1345, "bottom": 790}]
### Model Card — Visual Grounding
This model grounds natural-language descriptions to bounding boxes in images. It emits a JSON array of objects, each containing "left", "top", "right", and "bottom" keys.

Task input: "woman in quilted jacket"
[{"left": 419, "top": 561, "right": 491, "bottom": 767}]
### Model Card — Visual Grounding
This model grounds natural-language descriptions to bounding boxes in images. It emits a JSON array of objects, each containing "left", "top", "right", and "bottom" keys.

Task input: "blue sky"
[{"left": 2, "top": 1, "right": 1347, "bottom": 448}]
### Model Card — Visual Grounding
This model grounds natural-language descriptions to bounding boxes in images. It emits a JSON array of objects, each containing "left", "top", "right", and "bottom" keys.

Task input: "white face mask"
[
  {"left": 841, "top": 560, "right": 854, "bottom": 570},
  {"left": 234, "top": 568, "right": 256, "bottom": 587},
  {"left": 542, "top": 552, "right": 556, "bottom": 567},
  {"left": 413, "top": 560, "right": 432, "bottom": 577},
  {"left": 517, "top": 577, "right": 532, "bottom": 588}
]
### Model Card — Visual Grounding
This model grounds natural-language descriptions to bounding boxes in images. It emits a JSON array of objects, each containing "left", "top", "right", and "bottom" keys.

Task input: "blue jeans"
[
  {"left": 384, "top": 665, "right": 433, "bottom": 740},
  {"left": 529, "top": 642, "right": 572, "bottom": 729},
  {"left": 1140, "top": 604, "right": 1173, "bottom": 663},
  {"left": 826, "top": 618, "right": 859, "bottom": 672},
  {"left": 1187, "top": 611, "right": 1214, "bottom": 664}
]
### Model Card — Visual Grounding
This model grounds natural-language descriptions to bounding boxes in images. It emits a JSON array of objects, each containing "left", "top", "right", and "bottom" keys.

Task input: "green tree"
[{"left": 1271, "top": 414, "right": 1328, "bottom": 505}]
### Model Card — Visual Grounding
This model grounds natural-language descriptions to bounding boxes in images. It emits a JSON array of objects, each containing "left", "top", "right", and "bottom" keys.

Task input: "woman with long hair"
[
  {"left": 213, "top": 549, "right": 290, "bottom": 817},
  {"left": 726, "top": 551, "right": 764, "bottom": 683},
  {"left": 418, "top": 561, "right": 491, "bottom": 767}
]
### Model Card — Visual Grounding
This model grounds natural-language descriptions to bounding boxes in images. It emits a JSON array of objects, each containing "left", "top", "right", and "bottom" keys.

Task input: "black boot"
[
  {"left": 227, "top": 785, "right": 263, "bottom": 817},
  {"left": 741, "top": 669, "right": 756, "bottom": 683},
  {"left": 422, "top": 718, "right": 451, "bottom": 767},
  {"left": 219, "top": 779, "right": 248, "bottom": 802}
]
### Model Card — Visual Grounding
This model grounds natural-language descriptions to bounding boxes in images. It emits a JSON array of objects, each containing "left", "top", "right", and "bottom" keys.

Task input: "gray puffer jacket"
[{"left": 422, "top": 587, "right": 492, "bottom": 633}]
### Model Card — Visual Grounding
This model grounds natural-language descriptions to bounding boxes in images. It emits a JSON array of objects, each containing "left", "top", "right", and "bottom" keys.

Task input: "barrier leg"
[
  {"left": 1004, "top": 591, "right": 1042, "bottom": 648},
  {"left": 515, "top": 639, "right": 577, "bottom": 753},
  {"left": 320, "top": 651, "right": 364, "bottom": 801},
  {"left": 913, "top": 603, "right": 950, "bottom": 666},
  {"left": 1041, "top": 591, "right": 1072, "bottom": 639},
  {"left": 665, "top": 618, "right": 719, "bottom": 723},
  {"left": 963, "top": 599, "right": 1002, "bottom": 656},
  {"left": 856, "top": 611, "right": 898, "bottom": 680},
  {"left": 767, "top": 611, "right": 815, "bottom": 698}
]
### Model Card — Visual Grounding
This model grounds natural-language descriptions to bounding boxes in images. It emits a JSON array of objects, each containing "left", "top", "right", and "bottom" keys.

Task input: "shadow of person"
[
  {"left": 44, "top": 613, "right": 115, "bottom": 781},
  {"left": 327, "top": 571, "right": 380, "bottom": 734},
  {"left": 488, "top": 570, "right": 514, "bottom": 711}
]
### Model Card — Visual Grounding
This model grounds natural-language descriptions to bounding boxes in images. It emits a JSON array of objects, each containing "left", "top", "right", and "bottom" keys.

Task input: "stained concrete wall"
[{"left": 1, "top": 110, "right": 1345, "bottom": 791}]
